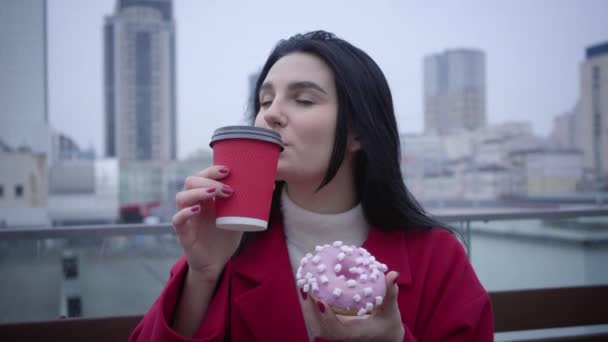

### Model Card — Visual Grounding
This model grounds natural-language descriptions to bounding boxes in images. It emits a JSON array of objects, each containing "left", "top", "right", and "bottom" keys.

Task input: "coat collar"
[{"left": 229, "top": 212, "right": 412, "bottom": 340}]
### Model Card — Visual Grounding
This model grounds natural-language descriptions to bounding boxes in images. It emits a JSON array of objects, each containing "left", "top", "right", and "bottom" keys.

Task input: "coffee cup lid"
[{"left": 210, "top": 126, "right": 284, "bottom": 149}]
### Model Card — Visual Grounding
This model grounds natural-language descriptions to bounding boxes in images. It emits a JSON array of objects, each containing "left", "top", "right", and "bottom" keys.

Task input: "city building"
[
  {"left": 508, "top": 150, "right": 584, "bottom": 196},
  {"left": 0, "top": 0, "right": 51, "bottom": 158},
  {"left": 48, "top": 158, "right": 119, "bottom": 225},
  {"left": 577, "top": 41, "right": 608, "bottom": 188},
  {"left": 424, "top": 49, "right": 486, "bottom": 135},
  {"left": 0, "top": 141, "right": 49, "bottom": 227},
  {"left": 104, "top": 0, "right": 177, "bottom": 162},
  {"left": 51, "top": 130, "right": 96, "bottom": 163},
  {"left": 550, "top": 105, "right": 579, "bottom": 150}
]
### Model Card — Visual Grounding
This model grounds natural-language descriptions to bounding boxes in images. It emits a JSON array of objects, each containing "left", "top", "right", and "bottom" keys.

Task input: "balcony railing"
[{"left": 0, "top": 206, "right": 607, "bottom": 341}]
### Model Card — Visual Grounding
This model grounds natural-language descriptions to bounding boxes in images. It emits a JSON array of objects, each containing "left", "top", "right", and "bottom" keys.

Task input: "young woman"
[{"left": 130, "top": 30, "right": 493, "bottom": 342}]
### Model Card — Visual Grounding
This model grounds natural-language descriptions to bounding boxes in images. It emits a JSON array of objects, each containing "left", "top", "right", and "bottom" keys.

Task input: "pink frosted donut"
[{"left": 296, "top": 241, "right": 388, "bottom": 316}]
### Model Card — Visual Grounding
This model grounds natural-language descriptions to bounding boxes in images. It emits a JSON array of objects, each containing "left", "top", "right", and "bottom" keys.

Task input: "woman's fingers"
[
  {"left": 191, "top": 165, "right": 230, "bottom": 182},
  {"left": 375, "top": 271, "right": 400, "bottom": 319},
  {"left": 175, "top": 185, "right": 234, "bottom": 209},
  {"left": 172, "top": 204, "right": 202, "bottom": 228}
]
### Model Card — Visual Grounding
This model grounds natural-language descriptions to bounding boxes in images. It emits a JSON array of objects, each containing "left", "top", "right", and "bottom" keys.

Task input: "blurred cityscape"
[
  {"left": 1, "top": 3, "right": 608, "bottom": 338},
  {"left": 1, "top": 0, "right": 607, "bottom": 227}
]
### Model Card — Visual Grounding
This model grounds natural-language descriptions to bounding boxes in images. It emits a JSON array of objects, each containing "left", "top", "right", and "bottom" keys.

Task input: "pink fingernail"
[
  {"left": 318, "top": 301, "right": 325, "bottom": 313},
  {"left": 191, "top": 206, "right": 200, "bottom": 213},
  {"left": 300, "top": 288, "right": 307, "bottom": 300},
  {"left": 206, "top": 187, "right": 216, "bottom": 193},
  {"left": 219, "top": 168, "right": 229, "bottom": 174},
  {"left": 221, "top": 185, "right": 234, "bottom": 194}
]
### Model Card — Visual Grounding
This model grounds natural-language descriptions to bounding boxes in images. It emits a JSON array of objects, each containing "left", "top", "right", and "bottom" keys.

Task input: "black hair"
[{"left": 250, "top": 30, "right": 450, "bottom": 234}]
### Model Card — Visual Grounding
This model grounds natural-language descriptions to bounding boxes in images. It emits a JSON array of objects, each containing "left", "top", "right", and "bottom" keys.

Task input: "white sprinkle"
[
  {"left": 370, "top": 273, "right": 378, "bottom": 282},
  {"left": 303, "top": 284, "right": 310, "bottom": 293},
  {"left": 332, "top": 288, "right": 342, "bottom": 297},
  {"left": 297, "top": 279, "right": 306, "bottom": 287},
  {"left": 355, "top": 257, "right": 363, "bottom": 265},
  {"left": 353, "top": 294, "right": 361, "bottom": 303},
  {"left": 366, "top": 302, "right": 374, "bottom": 311},
  {"left": 370, "top": 256, "right": 376, "bottom": 262},
  {"left": 320, "top": 275, "right": 329, "bottom": 284},
  {"left": 363, "top": 258, "right": 370, "bottom": 266},
  {"left": 306, "top": 253, "right": 313, "bottom": 259},
  {"left": 349, "top": 267, "right": 359, "bottom": 274},
  {"left": 346, "top": 279, "right": 357, "bottom": 288},
  {"left": 315, "top": 245, "right": 324, "bottom": 252},
  {"left": 340, "top": 245, "right": 349, "bottom": 252},
  {"left": 359, "top": 274, "right": 368, "bottom": 282},
  {"left": 297, "top": 266, "right": 302, "bottom": 275},
  {"left": 312, "top": 255, "right": 321, "bottom": 264},
  {"left": 333, "top": 241, "right": 343, "bottom": 247},
  {"left": 334, "top": 263, "right": 342, "bottom": 272},
  {"left": 317, "top": 264, "right": 327, "bottom": 273},
  {"left": 357, "top": 308, "right": 367, "bottom": 316},
  {"left": 305, "top": 272, "right": 313, "bottom": 279},
  {"left": 324, "top": 244, "right": 331, "bottom": 248},
  {"left": 338, "top": 275, "right": 346, "bottom": 281},
  {"left": 337, "top": 252, "right": 345, "bottom": 261},
  {"left": 375, "top": 296, "right": 383, "bottom": 305},
  {"left": 370, "top": 263, "right": 378, "bottom": 270},
  {"left": 312, "top": 283, "right": 319, "bottom": 293},
  {"left": 379, "top": 263, "right": 388, "bottom": 272},
  {"left": 364, "top": 287, "right": 373, "bottom": 297},
  {"left": 300, "top": 258, "right": 308, "bottom": 266},
  {"left": 296, "top": 272, "right": 301, "bottom": 279}
]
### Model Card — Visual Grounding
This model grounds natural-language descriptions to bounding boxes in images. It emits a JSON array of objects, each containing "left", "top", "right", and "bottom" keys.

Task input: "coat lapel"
[{"left": 230, "top": 215, "right": 310, "bottom": 341}]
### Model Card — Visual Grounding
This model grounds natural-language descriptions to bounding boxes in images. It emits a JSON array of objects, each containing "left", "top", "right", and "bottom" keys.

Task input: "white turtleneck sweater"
[{"left": 281, "top": 187, "right": 369, "bottom": 340}]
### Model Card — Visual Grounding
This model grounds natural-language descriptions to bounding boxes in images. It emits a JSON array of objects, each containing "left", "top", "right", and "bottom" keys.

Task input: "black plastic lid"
[{"left": 210, "top": 126, "right": 283, "bottom": 149}]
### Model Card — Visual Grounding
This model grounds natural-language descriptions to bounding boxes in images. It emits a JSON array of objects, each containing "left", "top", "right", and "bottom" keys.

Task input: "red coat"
[{"left": 130, "top": 215, "right": 494, "bottom": 341}]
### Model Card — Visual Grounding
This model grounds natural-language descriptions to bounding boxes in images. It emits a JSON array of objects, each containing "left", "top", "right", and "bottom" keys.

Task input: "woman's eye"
[
  {"left": 295, "top": 99, "right": 314, "bottom": 106},
  {"left": 260, "top": 100, "right": 272, "bottom": 108}
]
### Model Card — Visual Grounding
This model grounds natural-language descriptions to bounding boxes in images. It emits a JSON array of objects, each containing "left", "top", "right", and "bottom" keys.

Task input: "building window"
[{"left": 15, "top": 185, "right": 23, "bottom": 198}]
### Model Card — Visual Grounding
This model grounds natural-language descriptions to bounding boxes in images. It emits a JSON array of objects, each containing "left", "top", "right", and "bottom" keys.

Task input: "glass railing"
[{"left": 1, "top": 206, "right": 607, "bottom": 334}]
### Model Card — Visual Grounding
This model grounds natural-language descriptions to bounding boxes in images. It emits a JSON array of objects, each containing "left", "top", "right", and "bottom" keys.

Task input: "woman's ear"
[{"left": 347, "top": 134, "right": 361, "bottom": 152}]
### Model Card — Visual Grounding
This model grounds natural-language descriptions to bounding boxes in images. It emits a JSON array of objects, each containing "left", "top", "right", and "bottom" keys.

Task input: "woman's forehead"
[{"left": 264, "top": 53, "right": 335, "bottom": 90}]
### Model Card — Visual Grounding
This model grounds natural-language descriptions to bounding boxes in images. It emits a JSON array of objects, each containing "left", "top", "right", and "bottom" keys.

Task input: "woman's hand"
[
  {"left": 171, "top": 165, "right": 243, "bottom": 284},
  {"left": 303, "top": 271, "right": 405, "bottom": 342}
]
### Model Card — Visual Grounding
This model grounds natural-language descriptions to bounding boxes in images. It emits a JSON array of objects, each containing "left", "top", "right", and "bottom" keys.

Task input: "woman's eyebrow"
[
  {"left": 288, "top": 81, "right": 327, "bottom": 95},
  {"left": 260, "top": 80, "right": 328, "bottom": 95}
]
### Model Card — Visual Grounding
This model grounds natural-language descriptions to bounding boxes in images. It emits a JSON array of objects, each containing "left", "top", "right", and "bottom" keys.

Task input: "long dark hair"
[{"left": 250, "top": 30, "right": 448, "bottom": 233}]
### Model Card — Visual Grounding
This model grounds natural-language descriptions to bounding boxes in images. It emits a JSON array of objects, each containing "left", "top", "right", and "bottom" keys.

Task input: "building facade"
[
  {"left": 104, "top": 0, "right": 177, "bottom": 162},
  {"left": 578, "top": 42, "right": 608, "bottom": 188},
  {"left": 424, "top": 49, "right": 486, "bottom": 135}
]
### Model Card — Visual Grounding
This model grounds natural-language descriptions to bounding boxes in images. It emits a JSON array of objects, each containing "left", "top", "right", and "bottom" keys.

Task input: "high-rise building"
[
  {"left": 550, "top": 105, "right": 579, "bottom": 150},
  {"left": 578, "top": 42, "right": 608, "bottom": 187},
  {"left": 104, "top": 0, "right": 177, "bottom": 162},
  {"left": 0, "top": 0, "right": 50, "bottom": 156},
  {"left": 424, "top": 49, "right": 486, "bottom": 135}
]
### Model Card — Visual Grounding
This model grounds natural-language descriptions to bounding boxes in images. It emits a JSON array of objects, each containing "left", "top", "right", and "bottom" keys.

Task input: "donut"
[{"left": 296, "top": 241, "right": 388, "bottom": 316}]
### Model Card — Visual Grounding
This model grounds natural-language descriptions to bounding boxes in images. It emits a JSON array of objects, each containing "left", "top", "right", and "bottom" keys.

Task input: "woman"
[{"left": 130, "top": 31, "right": 493, "bottom": 341}]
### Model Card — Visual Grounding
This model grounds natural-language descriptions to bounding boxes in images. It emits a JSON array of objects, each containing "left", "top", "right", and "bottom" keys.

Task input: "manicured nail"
[
  {"left": 300, "top": 288, "right": 307, "bottom": 300},
  {"left": 218, "top": 168, "right": 229, "bottom": 174},
  {"left": 392, "top": 272, "right": 400, "bottom": 285},
  {"left": 221, "top": 185, "right": 234, "bottom": 194},
  {"left": 191, "top": 206, "right": 200, "bottom": 212},
  {"left": 206, "top": 187, "right": 216, "bottom": 193},
  {"left": 318, "top": 301, "right": 325, "bottom": 313}
]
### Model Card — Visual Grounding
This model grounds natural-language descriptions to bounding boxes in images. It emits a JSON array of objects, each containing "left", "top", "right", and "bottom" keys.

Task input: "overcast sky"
[{"left": 47, "top": 0, "right": 608, "bottom": 159}]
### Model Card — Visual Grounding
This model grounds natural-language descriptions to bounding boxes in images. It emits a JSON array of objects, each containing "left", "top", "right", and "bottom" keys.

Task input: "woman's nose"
[{"left": 263, "top": 101, "right": 286, "bottom": 128}]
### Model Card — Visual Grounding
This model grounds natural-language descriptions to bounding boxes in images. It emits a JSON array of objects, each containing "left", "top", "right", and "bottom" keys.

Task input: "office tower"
[
  {"left": 424, "top": 49, "right": 486, "bottom": 135},
  {"left": 104, "top": 0, "right": 177, "bottom": 162},
  {"left": 578, "top": 42, "right": 608, "bottom": 186}
]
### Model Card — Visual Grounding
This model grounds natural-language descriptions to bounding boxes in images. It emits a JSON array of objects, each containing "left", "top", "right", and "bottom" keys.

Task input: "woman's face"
[{"left": 254, "top": 52, "right": 339, "bottom": 184}]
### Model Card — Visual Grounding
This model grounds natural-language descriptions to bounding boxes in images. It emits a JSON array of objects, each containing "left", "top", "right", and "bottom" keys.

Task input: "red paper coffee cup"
[{"left": 209, "top": 126, "right": 283, "bottom": 231}]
